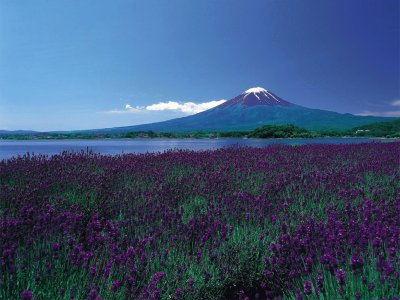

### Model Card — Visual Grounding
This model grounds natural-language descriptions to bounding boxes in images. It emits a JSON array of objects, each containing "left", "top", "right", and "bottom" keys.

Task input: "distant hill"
[
  {"left": 352, "top": 119, "right": 400, "bottom": 137},
  {"left": 86, "top": 87, "right": 394, "bottom": 133},
  {"left": 248, "top": 124, "right": 311, "bottom": 138},
  {"left": 0, "top": 130, "right": 38, "bottom": 136}
]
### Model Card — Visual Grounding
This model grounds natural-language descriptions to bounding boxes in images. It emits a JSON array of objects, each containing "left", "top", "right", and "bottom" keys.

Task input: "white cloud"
[
  {"left": 356, "top": 99, "right": 400, "bottom": 117},
  {"left": 103, "top": 104, "right": 144, "bottom": 114},
  {"left": 356, "top": 110, "right": 400, "bottom": 117},
  {"left": 391, "top": 99, "right": 400, "bottom": 107},
  {"left": 125, "top": 104, "right": 145, "bottom": 112},
  {"left": 104, "top": 99, "right": 226, "bottom": 115},
  {"left": 146, "top": 99, "right": 226, "bottom": 114}
]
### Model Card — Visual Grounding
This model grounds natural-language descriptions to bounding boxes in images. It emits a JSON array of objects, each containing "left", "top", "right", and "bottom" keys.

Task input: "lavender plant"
[{"left": 0, "top": 143, "right": 399, "bottom": 299}]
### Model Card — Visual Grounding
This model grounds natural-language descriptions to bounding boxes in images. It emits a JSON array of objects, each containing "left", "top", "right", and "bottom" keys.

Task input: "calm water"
[{"left": 0, "top": 138, "right": 390, "bottom": 160}]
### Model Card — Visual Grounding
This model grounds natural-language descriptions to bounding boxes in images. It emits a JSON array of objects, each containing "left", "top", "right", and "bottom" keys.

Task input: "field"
[{"left": 1, "top": 142, "right": 399, "bottom": 299}]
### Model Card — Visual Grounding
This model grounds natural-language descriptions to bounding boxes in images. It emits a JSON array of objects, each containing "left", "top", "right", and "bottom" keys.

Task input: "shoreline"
[{"left": 1, "top": 136, "right": 399, "bottom": 141}]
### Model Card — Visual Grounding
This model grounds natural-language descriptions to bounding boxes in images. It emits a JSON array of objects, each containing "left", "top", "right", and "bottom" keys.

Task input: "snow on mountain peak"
[{"left": 244, "top": 87, "right": 268, "bottom": 94}]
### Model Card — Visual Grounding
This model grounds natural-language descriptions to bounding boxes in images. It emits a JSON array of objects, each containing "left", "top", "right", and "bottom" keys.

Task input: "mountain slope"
[
  {"left": 89, "top": 87, "right": 395, "bottom": 133},
  {"left": 0, "top": 130, "right": 38, "bottom": 136}
]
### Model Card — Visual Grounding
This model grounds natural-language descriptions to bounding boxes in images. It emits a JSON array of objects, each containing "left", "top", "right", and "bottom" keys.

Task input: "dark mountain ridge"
[
  {"left": 2, "top": 87, "right": 395, "bottom": 134},
  {"left": 84, "top": 87, "right": 393, "bottom": 133}
]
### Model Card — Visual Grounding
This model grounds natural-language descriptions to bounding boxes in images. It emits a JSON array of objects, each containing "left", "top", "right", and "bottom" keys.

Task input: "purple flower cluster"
[
  {"left": 1, "top": 142, "right": 399, "bottom": 299},
  {"left": 20, "top": 290, "right": 32, "bottom": 300}
]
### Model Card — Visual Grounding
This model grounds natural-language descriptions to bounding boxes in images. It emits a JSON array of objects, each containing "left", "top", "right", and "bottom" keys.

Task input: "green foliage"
[
  {"left": 180, "top": 196, "right": 208, "bottom": 224},
  {"left": 248, "top": 124, "right": 313, "bottom": 138},
  {"left": 352, "top": 118, "right": 400, "bottom": 138},
  {"left": 2, "top": 119, "right": 400, "bottom": 140},
  {"left": 285, "top": 249, "right": 400, "bottom": 299}
]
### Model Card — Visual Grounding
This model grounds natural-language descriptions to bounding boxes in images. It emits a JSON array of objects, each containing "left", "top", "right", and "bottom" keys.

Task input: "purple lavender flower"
[
  {"left": 304, "top": 256, "right": 313, "bottom": 273},
  {"left": 303, "top": 280, "right": 312, "bottom": 295},
  {"left": 20, "top": 290, "right": 32, "bottom": 300},
  {"left": 263, "top": 269, "right": 273, "bottom": 279},
  {"left": 295, "top": 288, "right": 303, "bottom": 300},
  {"left": 269, "top": 243, "right": 278, "bottom": 253},
  {"left": 316, "top": 272, "right": 324, "bottom": 289},
  {"left": 173, "top": 288, "right": 182, "bottom": 300},
  {"left": 88, "top": 289, "right": 98, "bottom": 299},
  {"left": 2, "top": 248, "right": 13, "bottom": 257},
  {"left": 89, "top": 265, "right": 97, "bottom": 276},
  {"left": 110, "top": 280, "right": 120, "bottom": 292},
  {"left": 187, "top": 278, "right": 194, "bottom": 288},
  {"left": 239, "top": 290, "right": 247, "bottom": 300},
  {"left": 361, "top": 276, "right": 367, "bottom": 284},
  {"left": 52, "top": 242, "right": 61, "bottom": 251},
  {"left": 335, "top": 269, "right": 346, "bottom": 285},
  {"left": 368, "top": 282, "right": 375, "bottom": 292},
  {"left": 350, "top": 255, "right": 363, "bottom": 271}
]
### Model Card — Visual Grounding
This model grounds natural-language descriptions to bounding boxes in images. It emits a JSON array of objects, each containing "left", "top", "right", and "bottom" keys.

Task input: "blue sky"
[{"left": 0, "top": 0, "right": 399, "bottom": 131}]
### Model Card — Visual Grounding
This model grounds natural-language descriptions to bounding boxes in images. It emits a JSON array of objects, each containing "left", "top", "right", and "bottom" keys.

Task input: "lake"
[{"left": 0, "top": 137, "right": 393, "bottom": 160}]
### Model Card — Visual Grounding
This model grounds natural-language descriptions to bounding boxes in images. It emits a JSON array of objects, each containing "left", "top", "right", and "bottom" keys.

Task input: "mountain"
[
  {"left": 88, "top": 87, "right": 395, "bottom": 133},
  {"left": 0, "top": 130, "right": 38, "bottom": 136},
  {"left": 218, "top": 87, "right": 292, "bottom": 108}
]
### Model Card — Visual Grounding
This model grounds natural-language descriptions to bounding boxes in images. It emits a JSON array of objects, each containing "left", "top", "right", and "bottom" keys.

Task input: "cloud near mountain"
[
  {"left": 356, "top": 99, "right": 400, "bottom": 117},
  {"left": 105, "top": 99, "right": 226, "bottom": 115},
  {"left": 391, "top": 99, "right": 400, "bottom": 107}
]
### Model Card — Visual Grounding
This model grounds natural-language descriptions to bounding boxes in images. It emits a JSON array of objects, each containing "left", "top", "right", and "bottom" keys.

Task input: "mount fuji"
[
  {"left": 93, "top": 87, "right": 395, "bottom": 133},
  {"left": 218, "top": 87, "right": 292, "bottom": 108}
]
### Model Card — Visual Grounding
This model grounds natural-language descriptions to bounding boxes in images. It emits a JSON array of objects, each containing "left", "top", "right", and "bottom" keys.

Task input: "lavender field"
[{"left": 1, "top": 142, "right": 399, "bottom": 299}]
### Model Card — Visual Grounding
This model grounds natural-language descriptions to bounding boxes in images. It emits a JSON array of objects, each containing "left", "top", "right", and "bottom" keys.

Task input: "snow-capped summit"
[
  {"left": 244, "top": 87, "right": 268, "bottom": 94},
  {"left": 218, "top": 87, "right": 292, "bottom": 108}
]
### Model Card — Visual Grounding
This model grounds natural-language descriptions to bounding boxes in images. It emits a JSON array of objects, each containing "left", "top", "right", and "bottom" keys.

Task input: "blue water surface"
[{"left": 0, "top": 138, "right": 392, "bottom": 160}]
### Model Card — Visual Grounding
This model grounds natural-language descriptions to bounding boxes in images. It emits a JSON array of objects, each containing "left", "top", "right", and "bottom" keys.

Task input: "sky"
[{"left": 0, "top": 0, "right": 399, "bottom": 131}]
